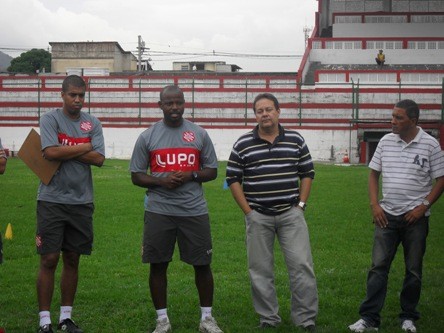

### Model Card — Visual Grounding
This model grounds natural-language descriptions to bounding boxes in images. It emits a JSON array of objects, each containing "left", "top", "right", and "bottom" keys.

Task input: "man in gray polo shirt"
[{"left": 349, "top": 99, "right": 444, "bottom": 333}]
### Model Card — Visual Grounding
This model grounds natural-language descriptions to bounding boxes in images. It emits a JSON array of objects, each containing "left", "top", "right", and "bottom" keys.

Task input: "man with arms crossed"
[
  {"left": 36, "top": 75, "right": 105, "bottom": 333},
  {"left": 226, "top": 93, "right": 318, "bottom": 331},
  {"left": 0, "top": 138, "right": 7, "bottom": 175},
  {"left": 0, "top": 138, "right": 7, "bottom": 264},
  {"left": 130, "top": 85, "right": 223, "bottom": 333},
  {"left": 349, "top": 99, "right": 444, "bottom": 332}
]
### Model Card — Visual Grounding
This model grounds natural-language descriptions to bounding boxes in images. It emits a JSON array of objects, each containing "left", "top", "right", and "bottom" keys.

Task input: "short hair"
[
  {"left": 395, "top": 99, "right": 420, "bottom": 120},
  {"left": 160, "top": 85, "right": 183, "bottom": 101},
  {"left": 253, "top": 93, "right": 280, "bottom": 112},
  {"left": 62, "top": 75, "right": 86, "bottom": 92}
]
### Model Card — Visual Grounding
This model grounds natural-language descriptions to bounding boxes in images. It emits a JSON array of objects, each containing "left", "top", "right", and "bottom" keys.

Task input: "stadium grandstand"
[{"left": 0, "top": 0, "right": 443, "bottom": 163}]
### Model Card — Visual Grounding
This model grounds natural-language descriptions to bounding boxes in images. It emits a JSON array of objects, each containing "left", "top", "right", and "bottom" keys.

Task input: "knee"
[
  {"left": 40, "top": 253, "right": 60, "bottom": 271},
  {"left": 150, "top": 262, "right": 169, "bottom": 277},
  {"left": 62, "top": 251, "right": 80, "bottom": 269},
  {"left": 194, "top": 264, "right": 212, "bottom": 275}
]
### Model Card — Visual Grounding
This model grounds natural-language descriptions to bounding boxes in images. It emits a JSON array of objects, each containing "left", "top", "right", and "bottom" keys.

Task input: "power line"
[
  {"left": 147, "top": 50, "right": 303, "bottom": 58},
  {"left": 0, "top": 45, "right": 303, "bottom": 59}
]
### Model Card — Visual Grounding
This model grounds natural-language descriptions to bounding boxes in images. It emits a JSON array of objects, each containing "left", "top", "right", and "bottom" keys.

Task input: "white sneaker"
[
  {"left": 401, "top": 320, "right": 417, "bottom": 332},
  {"left": 348, "top": 319, "right": 378, "bottom": 332},
  {"left": 153, "top": 317, "right": 171, "bottom": 333},
  {"left": 199, "top": 316, "right": 223, "bottom": 333}
]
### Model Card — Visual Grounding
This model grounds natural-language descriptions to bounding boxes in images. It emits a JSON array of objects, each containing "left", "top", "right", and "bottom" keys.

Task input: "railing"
[{"left": 0, "top": 75, "right": 442, "bottom": 129}]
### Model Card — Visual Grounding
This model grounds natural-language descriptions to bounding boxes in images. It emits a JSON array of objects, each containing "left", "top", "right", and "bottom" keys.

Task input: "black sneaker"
[
  {"left": 257, "top": 322, "right": 277, "bottom": 329},
  {"left": 57, "top": 319, "right": 83, "bottom": 333},
  {"left": 37, "top": 324, "right": 54, "bottom": 333},
  {"left": 303, "top": 325, "right": 316, "bottom": 332}
]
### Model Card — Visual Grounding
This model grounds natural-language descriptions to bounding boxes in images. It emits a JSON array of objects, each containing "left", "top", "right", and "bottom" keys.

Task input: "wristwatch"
[
  {"left": 422, "top": 199, "right": 430, "bottom": 208},
  {"left": 192, "top": 171, "right": 198, "bottom": 181},
  {"left": 297, "top": 201, "right": 307, "bottom": 211}
]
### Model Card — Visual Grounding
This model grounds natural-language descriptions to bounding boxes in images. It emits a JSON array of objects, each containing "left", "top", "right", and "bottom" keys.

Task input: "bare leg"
[
  {"left": 60, "top": 251, "right": 81, "bottom": 306},
  {"left": 194, "top": 264, "right": 214, "bottom": 307},
  {"left": 37, "top": 252, "right": 61, "bottom": 310},
  {"left": 149, "top": 262, "right": 169, "bottom": 309}
]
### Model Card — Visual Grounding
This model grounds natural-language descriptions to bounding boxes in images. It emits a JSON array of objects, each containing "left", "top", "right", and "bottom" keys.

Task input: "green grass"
[{"left": 0, "top": 159, "right": 443, "bottom": 333}]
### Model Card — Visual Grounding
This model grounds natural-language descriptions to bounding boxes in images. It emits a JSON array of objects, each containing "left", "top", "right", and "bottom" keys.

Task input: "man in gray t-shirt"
[
  {"left": 35, "top": 75, "right": 105, "bottom": 333},
  {"left": 0, "top": 138, "right": 6, "bottom": 175},
  {"left": 130, "top": 85, "right": 223, "bottom": 333},
  {"left": 0, "top": 138, "right": 7, "bottom": 265}
]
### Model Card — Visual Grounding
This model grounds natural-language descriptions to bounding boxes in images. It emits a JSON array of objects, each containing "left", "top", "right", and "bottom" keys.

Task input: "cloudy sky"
[{"left": 0, "top": 0, "right": 318, "bottom": 72}]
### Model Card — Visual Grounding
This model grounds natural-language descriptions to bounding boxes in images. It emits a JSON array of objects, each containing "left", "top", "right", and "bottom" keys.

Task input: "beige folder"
[{"left": 18, "top": 128, "right": 61, "bottom": 185}]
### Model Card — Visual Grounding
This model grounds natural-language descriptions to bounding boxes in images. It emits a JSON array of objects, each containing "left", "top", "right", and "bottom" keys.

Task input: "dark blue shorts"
[
  {"left": 142, "top": 211, "right": 212, "bottom": 265},
  {"left": 36, "top": 201, "right": 94, "bottom": 255}
]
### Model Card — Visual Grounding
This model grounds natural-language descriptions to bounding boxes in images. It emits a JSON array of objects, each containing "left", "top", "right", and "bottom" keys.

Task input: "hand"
[
  {"left": 371, "top": 203, "right": 388, "bottom": 228},
  {"left": 162, "top": 171, "right": 185, "bottom": 189},
  {"left": 404, "top": 205, "right": 427, "bottom": 225}
]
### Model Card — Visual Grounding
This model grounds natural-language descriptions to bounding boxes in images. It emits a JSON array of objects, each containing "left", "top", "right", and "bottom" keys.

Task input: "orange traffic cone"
[{"left": 5, "top": 223, "right": 13, "bottom": 240}]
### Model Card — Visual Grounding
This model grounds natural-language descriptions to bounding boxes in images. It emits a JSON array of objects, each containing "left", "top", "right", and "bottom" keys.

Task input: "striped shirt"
[
  {"left": 369, "top": 127, "right": 444, "bottom": 216},
  {"left": 226, "top": 125, "right": 315, "bottom": 215}
]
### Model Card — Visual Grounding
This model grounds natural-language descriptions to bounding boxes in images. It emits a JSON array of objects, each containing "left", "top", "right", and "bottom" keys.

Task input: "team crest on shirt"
[
  {"left": 183, "top": 131, "right": 195, "bottom": 142},
  {"left": 80, "top": 121, "right": 93, "bottom": 132},
  {"left": 36, "top": 235, "right": 42, "bottom": 248}
]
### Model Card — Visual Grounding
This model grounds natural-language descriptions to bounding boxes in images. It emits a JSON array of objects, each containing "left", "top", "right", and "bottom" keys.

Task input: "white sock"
[
  {"left": 39, "top": 311, "right": 51, "bottom": 327},
  {"left": 59, "top": 306, "right": 72, "bottom": 322},
  {"left": 201, "top": 307, "right": 212, "bottom": 321},
  {"left": 156, "top": 308, "right": 168, "bottom": 321}
]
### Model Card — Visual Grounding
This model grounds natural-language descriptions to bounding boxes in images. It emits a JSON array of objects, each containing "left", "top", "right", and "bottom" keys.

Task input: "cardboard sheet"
[{"left": 18, "top": 128, "right": 61, "bottom": 185}]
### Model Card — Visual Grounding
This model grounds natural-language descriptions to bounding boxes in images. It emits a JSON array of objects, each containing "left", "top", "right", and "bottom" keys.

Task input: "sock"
[
  {"left": 39, "top": 311, "right": 51, "bottom": 327},
  {"left": 201, "top": 307, "right": 212, "bottom": 321},
  {"left": 59, "top": 306, "right": 73, "bottom": 323},
  {"left": 156, "top": 308, "right": 168, "bottom": 321}
]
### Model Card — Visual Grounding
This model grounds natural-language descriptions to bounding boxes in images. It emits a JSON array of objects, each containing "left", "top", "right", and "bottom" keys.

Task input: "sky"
[{"left": 0, "top": 0, "right": 318, "bottom": 72}]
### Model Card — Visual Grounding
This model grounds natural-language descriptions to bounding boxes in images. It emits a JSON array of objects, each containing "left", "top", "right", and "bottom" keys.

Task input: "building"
[
  {"left": 0, "top": 1, "right": 442, "bottom": 162},
  {"left": 297, "top": 0, "right": 444, "bottom": 162},
  {"left": 173, "top": 61, "right": 242, "bottom": 72},
  {"left": 49, "top": 41, "right": 138, "bottom": 75}
]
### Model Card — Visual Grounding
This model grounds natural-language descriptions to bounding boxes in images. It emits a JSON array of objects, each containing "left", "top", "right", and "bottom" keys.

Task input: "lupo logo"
[
  {"left": 150, "top": 147, "right": 200, "bottom": 172},
  {"left": 156, "top": 153, "right": 196, "bottom": 167}
]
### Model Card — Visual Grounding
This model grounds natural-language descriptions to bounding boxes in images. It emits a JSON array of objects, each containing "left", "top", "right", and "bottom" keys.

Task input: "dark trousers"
[{"left": 359, "top": 212, "right": 428, "bottom": 327}]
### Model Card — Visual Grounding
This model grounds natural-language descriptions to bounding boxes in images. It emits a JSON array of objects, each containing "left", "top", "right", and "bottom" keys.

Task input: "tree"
[{"left": 7, "top": 48, "right": 51, "bottom": 74}]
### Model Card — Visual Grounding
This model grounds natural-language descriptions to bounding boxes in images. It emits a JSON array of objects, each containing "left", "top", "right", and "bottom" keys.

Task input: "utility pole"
[
  {"left": 137, "top": 35, "right": 146, "bottom": 71},
  {"left": 303, "top": 26, "right": 312, "bottom": 48}
]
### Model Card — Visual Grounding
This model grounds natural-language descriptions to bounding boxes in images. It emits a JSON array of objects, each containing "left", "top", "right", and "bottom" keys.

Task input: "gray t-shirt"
[
  {"left": 130, "top": 119, "right": 218, "bottom": 216},
  {"left": 37, "top": 109, "right": 105, "bottom": 204}
]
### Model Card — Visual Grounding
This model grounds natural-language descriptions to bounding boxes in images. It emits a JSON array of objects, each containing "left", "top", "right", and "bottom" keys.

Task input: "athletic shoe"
[
  {"left": 257, "top": 322, "right": 277, "bottom": 329},
  {"left": 199, "top": 316, "right": 223, "bottom": 333},
  {"left": 348, "top": 319, "right": 378, "bottom": 332},
  {"left": 401, "top": 320, "right": 417, "bottom": 332},
  {"left": 153, "top": 318, "right": 172, "bottom": 333},
  {"left": 57, "top": 319, "right": 83, "bottom": 333},
  {"left": 303, "top": 324, "right": 316, "bottom": 332},
  {"left": 37, "top": 324, "right": 54, "bottom": 333}
]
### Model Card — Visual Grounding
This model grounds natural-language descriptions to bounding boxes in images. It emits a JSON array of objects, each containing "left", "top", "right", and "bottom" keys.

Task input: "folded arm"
[{"left": 43, "top": 143, "right": 104, "bottom": 167}]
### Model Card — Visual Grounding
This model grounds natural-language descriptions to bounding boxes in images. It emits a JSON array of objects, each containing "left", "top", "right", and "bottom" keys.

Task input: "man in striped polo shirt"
[
  {"left": 349, "top": 99, "right": 444, "bottom": 333},
  {"left": 226, "top": 93, "right": 318, "bottom": 332}
]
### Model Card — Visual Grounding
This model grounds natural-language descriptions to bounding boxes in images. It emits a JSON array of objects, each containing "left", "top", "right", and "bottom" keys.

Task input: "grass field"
[{"left": 0, "top": 158, "right": 443, "bottom": 333}]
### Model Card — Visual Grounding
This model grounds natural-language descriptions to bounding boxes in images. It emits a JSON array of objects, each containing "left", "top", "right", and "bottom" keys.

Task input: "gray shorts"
[
  {"left": 36, "top": 201, "right": 94, "bottom": 255},
  {"left": 142, "top": 211, "right": 212, "bottom": 265}
]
